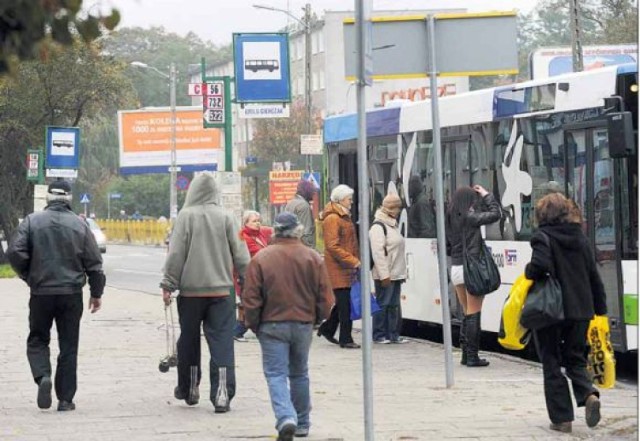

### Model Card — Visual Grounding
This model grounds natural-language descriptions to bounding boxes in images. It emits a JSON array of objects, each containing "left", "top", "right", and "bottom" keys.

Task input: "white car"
[{"left": 86, "top": 218, "right": 107, "bottom": 253}]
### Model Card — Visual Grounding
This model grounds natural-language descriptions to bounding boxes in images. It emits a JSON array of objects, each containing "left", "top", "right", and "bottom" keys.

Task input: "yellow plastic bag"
[
  {"left": 498, "top": 274, "right": 534, "bottom": 350},
  {"left": 587, "top": 315, "right": 616, "bottom": 388}
]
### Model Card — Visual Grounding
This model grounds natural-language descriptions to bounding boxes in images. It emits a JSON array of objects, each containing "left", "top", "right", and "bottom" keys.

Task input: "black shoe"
[
  {"left": 174, "top": 386, "right": 199, "bottom": 406},
  {"left": 277, "top": 421, "right": 297, "bottom": 441},
  {"left": 585, "top": 394, "right": 601, "bottom": 428},
  {"left": 340, "top": 342, "right": 361, "bottom": 349},
  {"left": 549, "top": 422, "right": 572, "bottom": 433},
  {"left": 316, "top": 329, "right": 339, "bottom": 345},
  {"left": 37, "top": 376, "right": 52, "bottom": 409},
  {"left": 57, "top": 401, "right": 76, "bottom": 411}
]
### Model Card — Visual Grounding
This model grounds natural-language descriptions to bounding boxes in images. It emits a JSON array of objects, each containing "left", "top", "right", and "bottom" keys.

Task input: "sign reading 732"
[{"left": 203, "top": 81, "right": 225, "bottom": 127}]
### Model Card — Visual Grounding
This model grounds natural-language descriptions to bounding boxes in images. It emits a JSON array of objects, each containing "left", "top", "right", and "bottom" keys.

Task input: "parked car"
[{"left": 86, "top": 218, "right": 107, "bottom": 253}]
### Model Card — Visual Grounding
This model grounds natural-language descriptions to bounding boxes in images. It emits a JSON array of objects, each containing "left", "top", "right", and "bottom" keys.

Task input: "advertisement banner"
[
  {"left": 118, "top": 106, "right": 222, "bottom": 174},
  {"left": 269, "top": 170, "right": 303, "bottom": 205}
]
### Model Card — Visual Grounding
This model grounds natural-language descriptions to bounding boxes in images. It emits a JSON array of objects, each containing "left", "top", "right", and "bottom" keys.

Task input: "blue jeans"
[
  {"left": 258, "top": 322, "right": 313, "bottom": 431},
  {"left": 373, "top": 281, "right": 401, "bottom": 341}
]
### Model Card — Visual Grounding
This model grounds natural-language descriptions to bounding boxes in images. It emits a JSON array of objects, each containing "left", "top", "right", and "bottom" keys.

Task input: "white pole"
[{"left": 169, "top": 63, "right": 178, "bottom": 220}]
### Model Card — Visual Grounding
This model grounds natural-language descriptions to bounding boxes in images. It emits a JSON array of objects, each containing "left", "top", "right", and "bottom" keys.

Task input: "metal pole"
[
  {"left": 304, "top": 3, "right": 312, "bottom": 172},
  {"left": 224, "top": 76, "right": 233, "bottom": 171},
  {"left": 356, "top": 1, "right": 374, "bottom": 439},
  {"left": 107, "top": 194, "right": 111, "bottom": 220},
  {"left": 569, "top": 0, "right": 584, "bottom": 72},
  {"left": 427, "top": 16, "right": 454, "bottom": 388},
  {"left": 169, "top": 62, "right": 178, "bottom": 220}
]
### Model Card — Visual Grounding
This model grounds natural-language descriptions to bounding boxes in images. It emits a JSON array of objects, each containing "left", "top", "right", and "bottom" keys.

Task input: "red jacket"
[{"left": 241, "top": 226, "right": 273, "bottom": 257}]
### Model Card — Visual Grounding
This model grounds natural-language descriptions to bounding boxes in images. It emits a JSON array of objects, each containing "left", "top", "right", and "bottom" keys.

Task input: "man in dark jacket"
[
  {"left": 407, "top": 175, "right": 436, "bottom": 238},
  {"left": 7, "top": 180, "right": 105, "bottom": 412},
  {"left": 284, "top": 179, "right": 317, "bottom": 248},
  {"left": 243, "top": 212, "right": 331, "bottom": 440}
]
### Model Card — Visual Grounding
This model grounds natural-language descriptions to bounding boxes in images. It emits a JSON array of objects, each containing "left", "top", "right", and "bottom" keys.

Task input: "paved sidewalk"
[{"left": 0, "top": 278, "right": 636, "bottom": 441}]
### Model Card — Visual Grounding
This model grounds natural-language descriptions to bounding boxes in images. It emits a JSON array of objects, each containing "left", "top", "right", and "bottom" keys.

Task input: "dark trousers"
[
  {"left": 373, "top": 280, "right": 401, "bottom": 341},
  {"left": 176, "top": 296, "right": 236, "bottom": 405},
  {"left": 27, "top": 294, "right": 83, "bottom": 403},
  {"left": 319, "top": 288, "right": 353, "bottom": 345},
  {"left": 533, "top": 320, "right": 598, "bottom": 424}
]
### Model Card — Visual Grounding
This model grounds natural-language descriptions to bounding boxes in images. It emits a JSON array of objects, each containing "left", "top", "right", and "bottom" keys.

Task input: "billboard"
[
  {"left": 269, "top": 170, "right": 303, "bottom": 205},
  {"left": 118, "top": 107, "right": 221, "bottom": 175},
  {"left": 531, "top": 44, "right": 638, "bottom": 79}
]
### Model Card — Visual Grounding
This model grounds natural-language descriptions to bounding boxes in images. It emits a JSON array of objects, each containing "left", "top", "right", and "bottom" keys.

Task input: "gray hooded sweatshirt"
[{"left": 160, "top": 172, "right": 250, "bottom": 296}]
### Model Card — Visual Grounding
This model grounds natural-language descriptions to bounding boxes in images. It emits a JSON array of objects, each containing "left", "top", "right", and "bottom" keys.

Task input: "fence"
[{"left": 97, "top": 219, "right": 169, "bottom": 247}]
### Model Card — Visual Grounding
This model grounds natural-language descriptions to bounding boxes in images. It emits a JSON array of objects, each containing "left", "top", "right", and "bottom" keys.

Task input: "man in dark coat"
[
  {"left": 8, "top": 180, "right": 105, "bottom": 411},
  {"left": 407, "top": 175, "right": 436, "bottom": 238}
]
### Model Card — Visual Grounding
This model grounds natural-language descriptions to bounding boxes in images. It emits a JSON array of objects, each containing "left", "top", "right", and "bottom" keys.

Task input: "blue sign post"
[
  {"left": 45, "top": 126, "right": 80, "bottom": 178},
  {"left": 233, "top": 33, "right": 291, "bottom": 103}
]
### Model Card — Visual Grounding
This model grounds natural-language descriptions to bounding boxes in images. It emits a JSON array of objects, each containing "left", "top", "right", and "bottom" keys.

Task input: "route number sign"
[{"left": 203, "top": 81, "right": 225, "bottom": 127}]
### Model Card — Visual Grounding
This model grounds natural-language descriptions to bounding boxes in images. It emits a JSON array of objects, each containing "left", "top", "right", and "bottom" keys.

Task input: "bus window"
[
  {"left": 406, "top": 131, "right": 436, "bottom": 238},
  {"left": 620, "top": 156, "right": 638, "bottom": 259}
]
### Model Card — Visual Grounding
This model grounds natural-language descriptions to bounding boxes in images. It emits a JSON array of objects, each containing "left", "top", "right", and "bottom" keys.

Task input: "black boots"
[
  {"left": 459, "top": 316, "right": 467, "bottom": 365},
  {"left": 465, "top": 312, "right": 489, "bottom": 367}
]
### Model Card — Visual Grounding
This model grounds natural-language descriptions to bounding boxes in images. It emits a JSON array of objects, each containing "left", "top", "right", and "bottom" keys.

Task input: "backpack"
[{"left": 369, "top": 221, "right": 387, "bottom": 270}]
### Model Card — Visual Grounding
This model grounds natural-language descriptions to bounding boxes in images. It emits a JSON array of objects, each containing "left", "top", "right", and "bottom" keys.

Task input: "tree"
[
  {"left": 0, "top": 0, "right": 120, "bottom": 74},
  {"left": 0, "top": 39, "right": 135, "bottom": 262},
  {"left": 250, "top": 100, "right": 315, "bottom": 167},
  {"left": 106, "top": 175, "right": 186, "bottom": 219},
  {"left": 100, "top": 27, "right": 232, "bottom": 107}
]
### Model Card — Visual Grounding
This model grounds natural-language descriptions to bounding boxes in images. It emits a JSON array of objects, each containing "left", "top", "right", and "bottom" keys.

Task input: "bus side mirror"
[{"left": 608, "top": 112, "right": 635, "bottom": 158}]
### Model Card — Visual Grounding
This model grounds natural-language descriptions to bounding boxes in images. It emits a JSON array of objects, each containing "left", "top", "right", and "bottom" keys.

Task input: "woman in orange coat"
[{"left": 317, "top": 184, "right": 361, "bottom": 349}]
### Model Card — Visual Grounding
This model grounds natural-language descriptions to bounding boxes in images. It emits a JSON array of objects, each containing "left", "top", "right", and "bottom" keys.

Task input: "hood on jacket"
[
  {"left": 320, "top": 201, "right": 350, "bottom": 220},
  {"left": 408, "top": 175, "right": 424, "bottom": 202},
  {"left": 183, "top": 172, "right": 219, "bottom": 208},
  {"left": 538, "top": 223, "right": 585, "bottom": 250}
]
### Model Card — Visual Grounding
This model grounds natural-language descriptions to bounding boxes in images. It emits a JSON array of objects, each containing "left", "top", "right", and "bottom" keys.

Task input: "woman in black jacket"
[
  {"left": 446, "top": 185, "right": 501, "bottom": 367},
  {"left": 525, "top": 192, "right": 607, "bottom": 433}
]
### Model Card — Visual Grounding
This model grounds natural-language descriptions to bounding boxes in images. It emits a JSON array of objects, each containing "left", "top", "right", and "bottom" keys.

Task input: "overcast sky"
[{"left": 93, "top": 0, "right": 540, "bottom": 45}]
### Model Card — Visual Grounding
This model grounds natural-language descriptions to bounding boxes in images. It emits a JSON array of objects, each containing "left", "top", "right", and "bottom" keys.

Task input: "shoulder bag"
[
  {"left": 520, "top": 232, "right": 565, "bottom": 330},
  {"left": 461, "top": 223, "right": 501, "bottom": 296}
]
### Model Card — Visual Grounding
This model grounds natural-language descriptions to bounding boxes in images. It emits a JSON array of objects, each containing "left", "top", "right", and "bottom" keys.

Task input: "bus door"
[{"left": 563, "top": 124, "right": 625, "bottom": 350}]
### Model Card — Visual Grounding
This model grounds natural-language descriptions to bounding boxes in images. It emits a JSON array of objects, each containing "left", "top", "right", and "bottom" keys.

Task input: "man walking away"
[
  {"left": 7, "top": 180, "right": 105, "bottom": 411},
  {"left": 161, "top": 172, "right": 250, "bottom": 413},
  {"left": 243, "top": 212, "right": 331, "bottom": 440},
  {"left": 284, "top": 179, "right": 317, "bottom": 248}
]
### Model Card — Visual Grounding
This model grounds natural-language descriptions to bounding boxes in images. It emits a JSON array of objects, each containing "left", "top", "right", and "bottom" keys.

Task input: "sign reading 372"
[{"left": 203, "top": 81, "right": 225, "bottom": 127}]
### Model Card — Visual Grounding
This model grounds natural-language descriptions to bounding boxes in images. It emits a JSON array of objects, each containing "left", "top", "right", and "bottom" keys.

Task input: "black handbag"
[
  {"left": 461, "top": 226, "right": 501, "bottom": 296},
  {"left": 520, "top": 232, "right": 565, "bottom": 330}
]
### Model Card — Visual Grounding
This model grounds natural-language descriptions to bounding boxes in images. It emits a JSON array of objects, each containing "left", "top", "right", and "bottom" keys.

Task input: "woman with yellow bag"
[{"left": 525, "top": 193, "right": 608, "bottom": 434}]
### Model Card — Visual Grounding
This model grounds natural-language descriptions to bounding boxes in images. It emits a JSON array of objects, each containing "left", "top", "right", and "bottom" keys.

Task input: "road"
[{"left": 103, "top": 244, "right": 167, "bottom": 295}]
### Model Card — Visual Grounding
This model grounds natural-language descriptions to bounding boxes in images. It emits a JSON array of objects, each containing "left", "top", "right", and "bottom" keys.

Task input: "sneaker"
[
  {"left": 277, "top": 421, "right": 297, "bottom": 441},
  {"left": 549, "top": 422, "right": 572, "bottom": 433},
  {"left": 174, "top": 386, "right": 199, "bottom": 406},
  {"left": 37, "top": 376, "right": 52, "bottom": 409},
  {"left": 585, "top": 394, "right": 601, "bottom": 428},
  {"left": 214, "top": 404, "right": 230, "bottom": 413},
  {"left": 374, "top": 338, "right": 391, "bottom": 344},
  {"left": 57, "top": 401, "right": 76, "bottom": 412},
  {"left": 294, "top": 426, "right": 309, "bottom": 437},
  {"left": 390, "top": 337, "right": 410, "bottom": 344},
  {"left": 234, "top": 336, "right": 248, "bottom": 342}
]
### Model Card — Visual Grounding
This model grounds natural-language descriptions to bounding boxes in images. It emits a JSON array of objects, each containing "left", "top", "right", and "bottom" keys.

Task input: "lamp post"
[
  {"left": 253, "top": 3, "right": 313, "bottom": 171},
  {"left": 131, "top": 61, "right": 178, "bottom": 220}
]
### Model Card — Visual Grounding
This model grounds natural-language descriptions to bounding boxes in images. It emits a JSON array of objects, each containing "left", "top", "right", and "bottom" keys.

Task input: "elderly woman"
[
  {"left": 234, "top": 210, "right": 272, "bottom": 342},
  {"left": 317, "top": 184, "right": 361, "bottom": 349},
  {"left": 525, "top": 193, "right": 607, "bottom": 433}
]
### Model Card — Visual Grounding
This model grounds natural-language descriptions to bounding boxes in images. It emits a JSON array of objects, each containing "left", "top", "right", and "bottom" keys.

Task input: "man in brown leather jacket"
[{"left": 242, "top": 212, "right": 331, "bottom": 440}]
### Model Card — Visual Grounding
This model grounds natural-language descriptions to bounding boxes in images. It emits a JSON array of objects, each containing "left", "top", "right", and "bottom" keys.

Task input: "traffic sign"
[
  {"left": 203, "top": 81, "right": 225, "bottom": 127},
  {"left": 300, "top": 134, "right": 323, "bottom": 155},
  {"left": 26, "top": 149, "right": 43, "bottom": 182},
  {"left": 80, "top": 193, "right": 90, "bottom": 204},
  {"left": 110, "top": 193, "right": 122, "bottom": 199},
  {"left": 176, "top": 175, "right": 190, "bottom": 191}
]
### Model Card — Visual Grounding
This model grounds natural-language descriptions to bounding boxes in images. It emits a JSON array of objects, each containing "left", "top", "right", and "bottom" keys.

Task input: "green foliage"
[
  {"left": 0, "top": 0, "right": 120, "bottom": 74},
  {"left": 0, "top": 39, "right": 136, "bottom": 243},
  {"left": 106, "top": 175, "right": 186, "bottom": 219},
  {"left": 0, "top": 264, "right": 16, "bottom": 278},
  {"left": 101, "top": 27, "right": 232, "bottom": 107}
]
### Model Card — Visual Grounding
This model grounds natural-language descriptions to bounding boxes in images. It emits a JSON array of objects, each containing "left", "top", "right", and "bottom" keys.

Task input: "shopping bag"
[
  {"left": 349, "top": 280, "right": 381, "bottom": 321},
  {"left": 463, "top": 243, "right": 501, "bottom": 296},
  {"left": 520, "top": 274, "right": 564, "bottom": 330},
  {"left": 587, "top": 315, "right": 616, "bottom": 389},
  {"left": 498, "top": 274, "right": 534, "bottom": 350}
]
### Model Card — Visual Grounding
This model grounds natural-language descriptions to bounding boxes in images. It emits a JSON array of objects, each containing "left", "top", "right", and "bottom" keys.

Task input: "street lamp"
[
  {"left": 253, "top": 3, "right": 313, "bottom": 171},
  {"left": 131, "top": 61, "right": 178, "bottom": 220}
]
